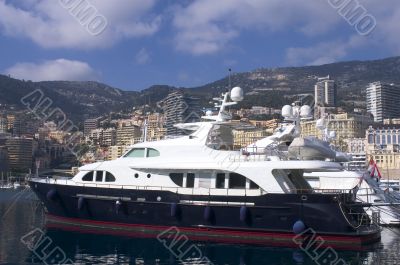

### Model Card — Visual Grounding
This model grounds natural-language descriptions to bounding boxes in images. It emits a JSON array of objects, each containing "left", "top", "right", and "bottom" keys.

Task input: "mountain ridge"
[{"left": 1, "top": 56, "right": 400, "bottom": 121}]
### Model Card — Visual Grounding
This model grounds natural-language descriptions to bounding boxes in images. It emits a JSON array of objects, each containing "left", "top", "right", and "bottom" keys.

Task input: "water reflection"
[{"left": 0, "top": 190, "right": 400, "bottom": 265}]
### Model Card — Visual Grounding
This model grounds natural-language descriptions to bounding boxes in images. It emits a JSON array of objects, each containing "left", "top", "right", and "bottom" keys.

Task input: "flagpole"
[{"left": 386, "top": 153, "right": 389, "bottom": 188}]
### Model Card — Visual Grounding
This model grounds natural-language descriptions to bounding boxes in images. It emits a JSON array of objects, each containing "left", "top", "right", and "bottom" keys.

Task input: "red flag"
[{"left": 368, "top": 158, "right": 382, "bottom": 179}]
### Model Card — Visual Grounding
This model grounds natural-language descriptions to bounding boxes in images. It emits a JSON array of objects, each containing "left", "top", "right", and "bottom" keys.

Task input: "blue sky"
[{"left": 0, "top": 0, "right": 399, "bottom": 91}]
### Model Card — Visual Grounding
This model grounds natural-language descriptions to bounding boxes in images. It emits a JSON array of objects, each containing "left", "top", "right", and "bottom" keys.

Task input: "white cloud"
[
  {"left": 172, "top": 0, "right": 341, "bottom": 55},
  {"left": 0, "top": 0, "right": 160, "bottom": 49},
  {"left": 366, "top": 2, "right": 400, "bottom": 54},
  {"left": 4, "top": 59, "right": 98, "bottom": 81},
  {"left": 285, "top": 34, "right": 370, "bottom": 66},
  {"left": 135, "top": 48, "right": 151, "bottom": 65},
  {"left": 286, "top": 41, "right": 348, "bottom": 66},
  {"left": 172, "top": 0, "right": 400, "bottom": 57}
]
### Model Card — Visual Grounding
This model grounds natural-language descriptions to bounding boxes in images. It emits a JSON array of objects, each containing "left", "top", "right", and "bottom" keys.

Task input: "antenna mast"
[{"left": 228, "top": 68, "right": 232, "bottom": 91}]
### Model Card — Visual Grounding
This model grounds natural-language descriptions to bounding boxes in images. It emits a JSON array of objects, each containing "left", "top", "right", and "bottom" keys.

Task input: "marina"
[
  {"left": 1, "top": 1, "right": 400, "bottom": 264},
  {"left": 2, "top": 89, "right": 400, "bottom": 265}
]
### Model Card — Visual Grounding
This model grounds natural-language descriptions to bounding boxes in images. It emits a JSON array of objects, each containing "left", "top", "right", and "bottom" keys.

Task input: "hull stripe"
[{"left": 46, "top": 214, "right": 380, "bottom": 250}]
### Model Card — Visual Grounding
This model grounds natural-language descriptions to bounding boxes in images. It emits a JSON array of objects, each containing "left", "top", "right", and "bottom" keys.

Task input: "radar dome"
[
  {"left": 206, "top": 110, "right": 213, "bottom": 116},
  {"left": 300, "top": 105, "right": 311, "bottom": 117},
  {"left": 230, "top": 87, "right": 244, "bottom": 102},
  {"left": 282, "top": 105, "right": 293, "bottom": 118},
  {"left": 329, "top": 131, "right": 336, "bottom": 139}
]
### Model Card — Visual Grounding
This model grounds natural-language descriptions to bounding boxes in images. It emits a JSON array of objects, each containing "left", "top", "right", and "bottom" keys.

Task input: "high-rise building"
[
  {"left": 88, "top": 128, "right": 117, "bottom": 147},
  {"left": 6, "top": 114, "right": 15, "bottom": 130},
  {"left": 163, "top": 90, "right": 202, "bottom": 136},
  {"left": 314, "top": 76, "right": 336, "bottom": 107},
  {"left": 107, "top": 145, "right": 128, "bottom": 161},
  {"left": 10, "top": 115, "right": 38, "bottom": 137},
  {"left": 5, "top": 137, "right": 33, "bottom": 171},
  {"left": 103, "top": 128, "right": 117, "bottom": 146},
  {"left": 366, "top": 82, "right": 400, "bottom": 122},
  {"left": 145, "top": 113, "right": 166, "bottom": 141},
  {"left": 0, "top": 146, "right": 9, "bottom": 174},
  {"left": 0, "top": 116, "right": 7, "bottom": 133},
  {"left": 116, "top": 125, "right": 141, "bottom": 146},
  {"left": 84, "top": 118, "right": 99, "bottom": 136},
  {"left": 87, "top": 129, "right": 103, "bottom": 146}
]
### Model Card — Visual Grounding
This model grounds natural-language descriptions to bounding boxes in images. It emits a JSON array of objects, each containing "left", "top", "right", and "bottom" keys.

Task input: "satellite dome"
[
  {"left": 300, "top": 105, "right": 311, "bottom": 117},
  {"left": 230, "top": 87, "right": 244, "bottom": 102},
  {"left": 282, "top": 105, "right": 293, "bottom": 118}
]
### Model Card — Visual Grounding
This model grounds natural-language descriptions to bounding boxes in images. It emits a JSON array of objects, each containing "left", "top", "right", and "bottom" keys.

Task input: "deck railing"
[{"left": 28, "top": 176, "right": 357, "bottom": 198}]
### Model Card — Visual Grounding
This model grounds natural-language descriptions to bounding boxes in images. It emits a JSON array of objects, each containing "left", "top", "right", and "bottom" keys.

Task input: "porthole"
[
  {"left": 135, "top": 173, "right": 139, "bottom": 178},
  {"left": 147, "top": 174, "right": 151, "bottom": 178}
]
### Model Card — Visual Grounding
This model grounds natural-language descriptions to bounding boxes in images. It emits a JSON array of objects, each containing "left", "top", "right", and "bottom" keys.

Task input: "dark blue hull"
[{"left": 29, "top": 181, "right": 380, "bottom": 248}]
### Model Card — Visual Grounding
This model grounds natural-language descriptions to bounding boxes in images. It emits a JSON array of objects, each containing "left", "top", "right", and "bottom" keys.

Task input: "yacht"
[{"left": 29, "top": 88, "right": 380, "bottom": 248}]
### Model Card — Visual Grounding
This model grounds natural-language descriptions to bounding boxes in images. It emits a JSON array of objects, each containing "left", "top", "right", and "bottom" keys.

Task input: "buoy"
[
  {"left": 292, "top": 250, "right": 304, "bottom": 263},
  {"left": 46, "top": 189, "right": 57, "bottom": 201},
  {"left": 240, "top": 206, "right": 248, "bottom": 222},
  {"left": 204, "top": 206, "right": 213, "bottom": 221},
  {"left": 78, "top": 197, "right": 85, "bottom": 211},
  {"left": 170, "top": 203, "right": 179, "bottom": 217},
  {"left": 293, "top": 220, "right": 306, "bottom": 234},
  {"left": 115, "top": 200, "right": 121, "bottom": 214}
]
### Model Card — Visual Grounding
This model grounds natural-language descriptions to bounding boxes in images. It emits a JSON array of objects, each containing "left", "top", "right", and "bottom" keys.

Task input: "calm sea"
[{"left": 0, "top": 189, "right": 399, "bottom": 265}]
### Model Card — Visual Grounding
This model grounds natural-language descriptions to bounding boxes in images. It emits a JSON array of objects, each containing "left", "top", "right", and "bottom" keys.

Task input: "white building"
[
  {"left": 366, "top": 82, "right": 400, "bottom": 122},
  {"left": 314, "top": 76, "right": 336, "bottom": 107},
  {"left": 344, "top": 138, "right": 366, "bottom": 171},
  {"left": 365, "top": 126, "right": 400, "bottom": 179}
]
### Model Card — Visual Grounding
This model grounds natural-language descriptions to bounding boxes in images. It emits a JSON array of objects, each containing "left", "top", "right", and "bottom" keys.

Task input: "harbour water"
[{"left": 1, "top": 189, "right": 400, "bottom": 265}]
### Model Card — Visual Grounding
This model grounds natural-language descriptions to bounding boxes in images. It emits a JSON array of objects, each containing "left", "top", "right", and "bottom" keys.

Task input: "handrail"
[{"left": 29, "top": 177, "right": 356, "bottom": 196}]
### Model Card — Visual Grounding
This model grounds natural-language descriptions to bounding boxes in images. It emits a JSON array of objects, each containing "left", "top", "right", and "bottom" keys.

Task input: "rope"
[{"left": 338, "top": 201, "right": 366, "bottom": 229}]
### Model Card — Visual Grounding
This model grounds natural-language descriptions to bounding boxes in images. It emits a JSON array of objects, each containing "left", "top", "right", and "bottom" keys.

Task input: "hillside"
[
  {"left": 192, "top": 56, "right": 400, "bottom": 100},
  {"left": 1, "top": 56, "right": 400, "bottom": 121}
]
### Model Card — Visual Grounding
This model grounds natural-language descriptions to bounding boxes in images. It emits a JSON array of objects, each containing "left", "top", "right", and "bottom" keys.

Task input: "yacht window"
[
  {"left": 229, "top": 173, "right": 246, "bottom": 189},
  {"left": 198, "top": 173, "right": 212, "bottom": 188},
  {"left": 170, "top": 173, "right": 184, "bottom": 187},
  {"left": 95, "top": 171, "right": 103, "bottom": 182},
  {"left": 250, "top": 180, "right": 259, "bottom": 189},
  {"left": 272, "top": 169, "right": 311, "bottom": 193},
  {"left": 216, "top": 173, "right": 225, "bottom": 189},
  {"left": 105, "top": 172, "right": 116, "bottom": 182},
  {"left": 124, "top": 148, "right": 145, "bottom": 158},
  {"left": 287, "top": 171, "right": 311, "bottom": 192},
  {"left": 82, "top": 171, "right": 94, "bottom": 182},
  {"left": 186, "top": 173, "right": 195, "bottom": 188},
  {"left": 272, "top": 169, "right": 295, "bottom": 193},
  {"left": 146, "top": 148, "right": 160, "bottom": 157},
  {"left": 206, "top": 124, "right": 234, "bottom": 150}
]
